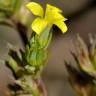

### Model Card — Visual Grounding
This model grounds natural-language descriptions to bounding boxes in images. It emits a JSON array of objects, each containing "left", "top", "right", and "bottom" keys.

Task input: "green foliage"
[{"left": 6, "top": 27, "right": 52, "bottom": 96}]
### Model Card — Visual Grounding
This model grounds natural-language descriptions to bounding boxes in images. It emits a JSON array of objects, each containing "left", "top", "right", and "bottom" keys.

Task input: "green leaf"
[
  {"left": 13, "top": 0, "right": 22, "bottom": 14},
  {"left": 25, "top": 65, "right": 35, "bottom": 74},
  {"left": 7, "top": 56, "right": 19, "bottom": 73}
]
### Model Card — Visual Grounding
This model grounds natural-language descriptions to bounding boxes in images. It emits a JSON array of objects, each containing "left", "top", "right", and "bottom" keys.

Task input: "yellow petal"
[
  {"left": 32, "top": 18, "right": 47, "bottom": 35},
  {"left": 53, "top": 11, "right": 67, "bottom": 21},
  {"left": 54, "top": 21, "right": 68, "bottom": 33},
  {"left": 26, "top": 2, "right": 44, "bottom": 17},
  {"left": 46, "top": 4, "right": 62, "bottom": 13},
  {"left": 45, "top": 9, "right": 67, "bottom": 24}
]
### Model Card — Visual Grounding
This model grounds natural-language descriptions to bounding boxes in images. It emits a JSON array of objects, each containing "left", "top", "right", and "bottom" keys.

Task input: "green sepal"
[{"left": 36, "top": 27, "right": 52, "bottom": 49}]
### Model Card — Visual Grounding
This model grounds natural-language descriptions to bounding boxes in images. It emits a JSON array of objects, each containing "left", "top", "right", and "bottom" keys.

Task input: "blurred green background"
[{"left": 0, "top": 0, "right": 96, "bottom": 96}]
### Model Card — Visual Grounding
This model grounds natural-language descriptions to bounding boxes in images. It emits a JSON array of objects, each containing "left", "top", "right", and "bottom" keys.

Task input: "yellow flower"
[{"left": 26, "top": 2, "right": 67, "bottom": 35}]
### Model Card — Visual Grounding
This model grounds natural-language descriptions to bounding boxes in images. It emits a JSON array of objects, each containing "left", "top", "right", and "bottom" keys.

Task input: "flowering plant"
[{"left": 6, "top": 2, "right": 68, "bottom": 96}]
